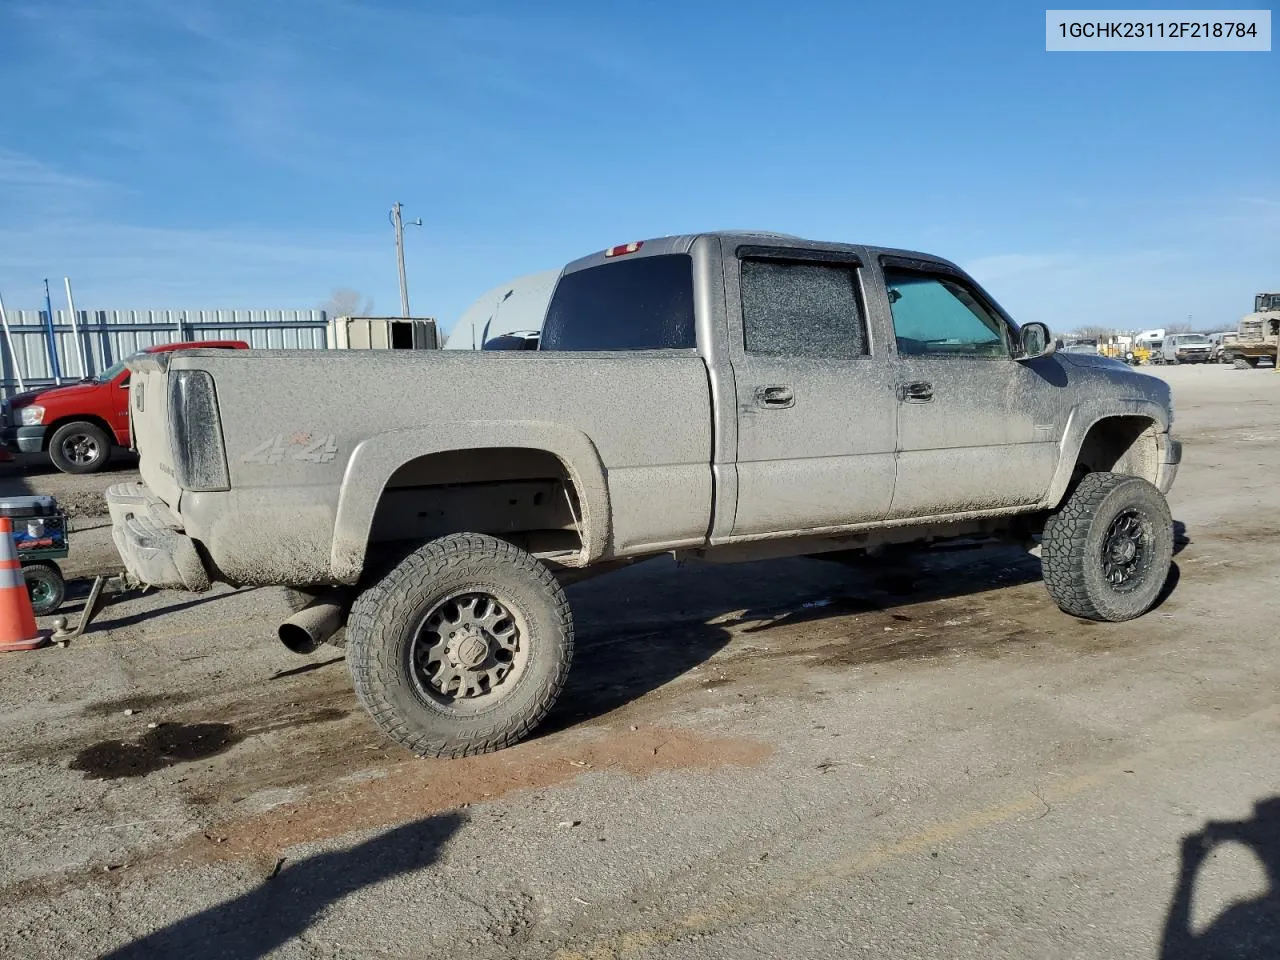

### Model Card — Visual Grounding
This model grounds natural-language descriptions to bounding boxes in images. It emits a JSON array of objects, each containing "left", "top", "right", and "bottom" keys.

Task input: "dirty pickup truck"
[{"left": 108, "top": 231, "right": 1182, "bottom": 758}]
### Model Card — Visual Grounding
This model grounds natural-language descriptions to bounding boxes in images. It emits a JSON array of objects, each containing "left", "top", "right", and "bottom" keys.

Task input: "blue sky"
[{"left": 0, "top": 0, "right": 1276, "bottom": 336}]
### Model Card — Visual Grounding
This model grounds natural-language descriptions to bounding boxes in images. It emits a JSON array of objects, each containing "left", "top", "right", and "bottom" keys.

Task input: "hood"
[
  {"left": 5, "top": 380, "right": 105, "bottom": 408},
  {"left": 1057, "top": 352, "right": 1133, "bottom": 372}
]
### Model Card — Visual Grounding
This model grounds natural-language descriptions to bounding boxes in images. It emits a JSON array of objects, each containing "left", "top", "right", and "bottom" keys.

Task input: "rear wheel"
[
  {"left": 1041, "top": 472, "right": 1174, "bottom": 622},
  {"left": 23, "top": 562, "right": 65, "bottom": 616},
  {"left": 346, "top": 533, "right": 573, "bottom": 758},
  {"left": 47, "top": 421, "right": 111, "bottom": 474}
]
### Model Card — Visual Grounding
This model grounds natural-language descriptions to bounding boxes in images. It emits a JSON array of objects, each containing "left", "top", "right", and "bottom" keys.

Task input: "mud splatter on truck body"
[{"left": 108, "top": 230, "right": 1181, "bottom": 757}]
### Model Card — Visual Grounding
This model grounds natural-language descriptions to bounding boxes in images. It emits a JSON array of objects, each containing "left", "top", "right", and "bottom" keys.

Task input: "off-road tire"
[
  {"left": 23, "top": 562, "right": 65, "bottom": 616},
  {"left": 47, "top": 421, "right": 111, "bottom": 475},
  {"left": 1042, "top": 472, "right": 1174, "bottom": 622},
  {"left": 284, "top": 587, "right": 348, "bottom": 649},
  {"left": 346, "top": 532, "right": 573, "bottom": 758}
]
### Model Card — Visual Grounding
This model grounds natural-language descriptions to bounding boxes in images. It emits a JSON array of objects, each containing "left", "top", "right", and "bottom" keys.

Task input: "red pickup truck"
[{"left": 2, "top": 340, "right": 249, "bottom": 474}]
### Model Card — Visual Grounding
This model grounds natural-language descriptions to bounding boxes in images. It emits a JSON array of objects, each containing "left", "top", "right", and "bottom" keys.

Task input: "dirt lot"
[{"left": 1, "top": 364, "right": 1277, "bottom": 959}]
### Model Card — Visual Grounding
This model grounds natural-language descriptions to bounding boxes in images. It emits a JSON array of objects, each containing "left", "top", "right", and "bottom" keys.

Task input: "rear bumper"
[
  {"left": 1, "top": 425, "right": 47, "bottom": 454},
  {"left": 1157, "top": 435, "right": 1182, "bottom": 495},
  {"left": 106, "top": 482, "right": 211, "bottom": 592}
]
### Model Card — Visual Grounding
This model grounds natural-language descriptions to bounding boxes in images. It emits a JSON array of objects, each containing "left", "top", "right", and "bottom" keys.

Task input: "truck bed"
[{"left": 126, "top": 349, "right": 715, "bottom": 586}]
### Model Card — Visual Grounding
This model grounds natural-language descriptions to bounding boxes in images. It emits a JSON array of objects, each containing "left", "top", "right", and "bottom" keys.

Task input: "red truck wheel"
[{"left": 48, "top": 421, "right": 111, "bottom": 474}]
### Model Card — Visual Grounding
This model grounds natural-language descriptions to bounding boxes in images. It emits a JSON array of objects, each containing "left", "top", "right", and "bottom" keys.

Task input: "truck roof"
[
  {"left": 144, "top": 339, "right": 249, "bottom": 353},
  {"left": 561, "top": 231, "right": 966, "bottom": 277}
]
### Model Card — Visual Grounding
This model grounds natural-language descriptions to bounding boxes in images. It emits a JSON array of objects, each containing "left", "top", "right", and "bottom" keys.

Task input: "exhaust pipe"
[{"left": 278, "top": 595, "right": 347, "bottom": 655}]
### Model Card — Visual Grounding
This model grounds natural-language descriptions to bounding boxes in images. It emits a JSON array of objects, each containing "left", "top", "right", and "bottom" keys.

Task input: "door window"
[
  {"left": 740, "top": 258, "right": 868, "bottom": 358},
  {"left": 882, "top": 268, "right": 1011, "bottom": 358}
]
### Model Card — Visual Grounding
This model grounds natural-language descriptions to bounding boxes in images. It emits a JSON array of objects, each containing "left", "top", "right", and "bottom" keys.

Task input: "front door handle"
[
  {"left": 899, "top": 381, "right": 933, "bottom": 403},
  {"left": 755, "top": 385, "right": 795, "bottom": 409}
]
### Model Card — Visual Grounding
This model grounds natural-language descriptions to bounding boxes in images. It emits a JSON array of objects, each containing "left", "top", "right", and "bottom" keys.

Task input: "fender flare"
[
  {"left": 1043, "top": 399, "right": 1170, "bottom": 508},
  {"left": 329, "top": 420, "right": 611, "bottom": 583}
]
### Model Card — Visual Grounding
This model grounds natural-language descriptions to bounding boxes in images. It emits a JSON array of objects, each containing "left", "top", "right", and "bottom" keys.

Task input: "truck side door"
[
  {"left": 874, "top": 258, "right": 1061, "bottom": 518},
  {"left": 725, "top": 246, "right": 899, "bottom": 537}
]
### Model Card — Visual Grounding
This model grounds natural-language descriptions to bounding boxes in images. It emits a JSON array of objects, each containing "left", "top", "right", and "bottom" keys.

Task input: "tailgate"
[{"left": 127, "top": 354, "right": 183, "bottom": 509}]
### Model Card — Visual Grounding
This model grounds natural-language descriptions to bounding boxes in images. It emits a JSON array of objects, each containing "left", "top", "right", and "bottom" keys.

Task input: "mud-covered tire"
[
  {"left": 346, "top": 532, "right": 573, "bottom": 758},
  {"left": 1042, "top": 472, "right": 1174, "bottom": 622},
  {"left": 23, "top": 562, "right": 65, "bottom": 616}
]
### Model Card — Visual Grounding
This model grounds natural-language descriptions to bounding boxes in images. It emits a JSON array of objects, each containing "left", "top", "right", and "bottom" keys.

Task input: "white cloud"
[
  {"left": 0, "top": 219, "right": 387, "bottom": 309},
  {"left": 0, "top": 150, "right": 106, "bottom": 192}
]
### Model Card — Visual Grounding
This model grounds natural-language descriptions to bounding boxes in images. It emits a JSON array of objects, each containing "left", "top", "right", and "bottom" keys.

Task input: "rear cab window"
[{"left": 539, "top": 254, "right": 695, "bottom": 351}]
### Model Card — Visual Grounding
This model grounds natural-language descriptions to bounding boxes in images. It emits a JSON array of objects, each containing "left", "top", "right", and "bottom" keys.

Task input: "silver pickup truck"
[{"left": 108, "top": 231, "right": 1181, "bottom": 758}]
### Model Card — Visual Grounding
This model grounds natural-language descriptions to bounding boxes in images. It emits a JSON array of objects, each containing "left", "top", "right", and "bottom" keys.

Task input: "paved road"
[{"left": 0, "top": 364, "right": 1276, "bottom": 959}]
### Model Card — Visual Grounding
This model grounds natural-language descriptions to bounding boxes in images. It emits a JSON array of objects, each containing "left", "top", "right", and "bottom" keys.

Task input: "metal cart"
[{"left": 1, "top": 495, "right": 69, "bottom": 616}]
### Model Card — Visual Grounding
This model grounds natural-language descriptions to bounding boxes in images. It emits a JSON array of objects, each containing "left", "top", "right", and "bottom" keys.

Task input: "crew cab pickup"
[
  {"left": 3, "top": 340, "right": 248, "bottom": 474},
  {"left": 108, "top": 232, "right": 1181, "bottom": 758}
]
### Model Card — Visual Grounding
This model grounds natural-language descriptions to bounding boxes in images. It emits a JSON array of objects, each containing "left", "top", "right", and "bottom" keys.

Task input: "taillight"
[
  {"left": 604, "top": 241, "right": 643, "bottom": 257},
  {"left": 169, "top": 370, "right": 230, "bottom": 491}
]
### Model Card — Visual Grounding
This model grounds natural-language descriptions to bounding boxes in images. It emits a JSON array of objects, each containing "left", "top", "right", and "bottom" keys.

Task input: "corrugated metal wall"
[{"left": 0, "top": 309, "right": 328, "bottom": 396}]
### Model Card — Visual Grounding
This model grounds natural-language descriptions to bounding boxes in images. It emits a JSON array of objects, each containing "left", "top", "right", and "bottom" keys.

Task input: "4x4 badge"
[{"left": 243, "top": 433, "right": 338, "bottom": 465}]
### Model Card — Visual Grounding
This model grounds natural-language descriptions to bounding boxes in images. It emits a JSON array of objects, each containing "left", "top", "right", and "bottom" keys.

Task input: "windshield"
[
  {"left": 1179, "top": 335, "right": 1208, "bottom": 344},
  {"left": 94, "top": 352, "right": 143, "bottom": 382}
]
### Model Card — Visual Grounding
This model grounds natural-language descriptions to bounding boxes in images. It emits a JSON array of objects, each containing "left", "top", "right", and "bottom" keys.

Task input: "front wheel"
[
  {"left": 346, "top": 533, "right": 574, "bottom": 758},
  {"left": 48, "top": 421, "right": 112, "bottom": 474},
  {"left": 1041, "top": 473, "right": 1174, "bottom": 622}
]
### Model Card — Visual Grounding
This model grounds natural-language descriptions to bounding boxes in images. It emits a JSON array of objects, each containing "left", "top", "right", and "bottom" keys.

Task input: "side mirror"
[{"left": 1018, "top": 322, "right": 1055, "bottom": 361}]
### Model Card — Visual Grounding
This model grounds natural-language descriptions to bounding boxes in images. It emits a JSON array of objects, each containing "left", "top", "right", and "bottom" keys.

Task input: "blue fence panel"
[{"left": 0, "top": 309, "right": 328, "bottom": 396}]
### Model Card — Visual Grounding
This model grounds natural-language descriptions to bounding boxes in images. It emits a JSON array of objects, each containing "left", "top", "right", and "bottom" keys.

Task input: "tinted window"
[
  {"left": 882, "top": 268, "right": 1010, "bottom": 358},
  {"left": 540, "top": 254, "right": 695, "bottom": 351},
  {"left": 740, "top": 258, "right": 867, "bottom": 358}
]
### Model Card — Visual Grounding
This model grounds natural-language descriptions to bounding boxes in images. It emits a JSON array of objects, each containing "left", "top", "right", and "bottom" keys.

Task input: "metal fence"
[{"left": 0, "top": 309, "right": 328, "bottom": 397}]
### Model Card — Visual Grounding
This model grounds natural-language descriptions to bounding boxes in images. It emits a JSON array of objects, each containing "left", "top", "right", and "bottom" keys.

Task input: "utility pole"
[
  {"left": 390, "top": 202, "right": 422, "bottom": 318},
  {"left": 43, "top": 278, "right": 62, "bottom": 384}
]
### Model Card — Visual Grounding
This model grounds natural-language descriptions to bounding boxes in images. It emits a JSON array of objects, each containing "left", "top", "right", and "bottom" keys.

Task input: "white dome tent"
[{"left": 443, "top": 268, "right": 561, "bottom": 350}]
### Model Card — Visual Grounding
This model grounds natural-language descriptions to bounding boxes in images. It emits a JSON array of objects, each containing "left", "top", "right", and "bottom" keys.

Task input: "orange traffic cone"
[{"left": 0, "top": 517, "right": 48, "bottom": 652}]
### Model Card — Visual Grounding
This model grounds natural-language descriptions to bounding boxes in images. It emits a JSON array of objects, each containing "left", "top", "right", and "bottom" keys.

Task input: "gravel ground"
[
  {"left": 0, "top": 451, "right": 139, "bottom": 521},
  {"left": 0, "top": 364, "right": 1277, "bottom": 960}
]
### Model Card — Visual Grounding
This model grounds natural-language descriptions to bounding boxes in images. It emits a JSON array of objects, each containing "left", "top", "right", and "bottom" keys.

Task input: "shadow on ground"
[
  {"left": 545, "top": 523, "right": 1190, "bottom": 732},
  {"left": 52, "top": 583, "right": 260, "bottom": 629},
  {"left": 0, "top": 450, "right": 137, "bottom": 482},
  {"left": 101, "top": 811, "right": 464, "bottom": 959},
  {"left": 1160, "top": 796, "right": 1280, "bottom": 959},
  {"left": 545, "top": 546, "right": 1035, "bottom": 733}
]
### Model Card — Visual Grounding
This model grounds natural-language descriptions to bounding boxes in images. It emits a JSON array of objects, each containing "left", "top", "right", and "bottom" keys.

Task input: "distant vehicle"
[
  {"left": 1, "top": 340, "right": 250, "bottom": 474},
  {"left": 482, "top": 331, "right": 540, "bottom": 351},
  {"left": 1152, "top": 333, "right": 1212, "bottom": 365},
  {"left": 1223, "top": 293, "right": 1280, "bottom": 369},
  {"left": 1208, "top": 331, "right": 1238, "bottom": 363},
  {"left": 1059, "top": 338, "right": 1099, "bottom": 355}
]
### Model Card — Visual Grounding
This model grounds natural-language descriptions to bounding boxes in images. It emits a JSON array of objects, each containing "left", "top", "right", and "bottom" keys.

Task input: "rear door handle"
[
  {"left": 755, "top": 385, "right": 795, "bottom": 409},
  {"left": 898, "top": 381, "right": 933, "bottom": 403}
]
